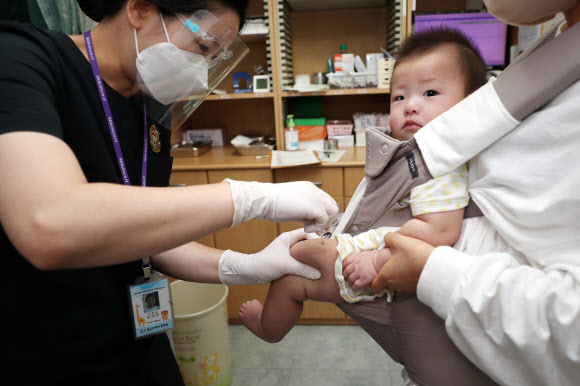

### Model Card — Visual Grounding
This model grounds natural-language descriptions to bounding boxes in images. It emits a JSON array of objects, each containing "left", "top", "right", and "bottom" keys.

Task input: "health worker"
[{"left": 0, "top": 0, "right": 338, "bottom": 384}]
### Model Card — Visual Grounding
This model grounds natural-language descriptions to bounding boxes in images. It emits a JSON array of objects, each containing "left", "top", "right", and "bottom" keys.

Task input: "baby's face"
[{"left": 389, "top": 47, "right": 467, "bottom": 141}]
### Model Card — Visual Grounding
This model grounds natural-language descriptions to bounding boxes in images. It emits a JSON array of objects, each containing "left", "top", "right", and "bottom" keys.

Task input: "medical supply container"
[{"left": 284, "top": 114, "right": 299, "bottom": 151}]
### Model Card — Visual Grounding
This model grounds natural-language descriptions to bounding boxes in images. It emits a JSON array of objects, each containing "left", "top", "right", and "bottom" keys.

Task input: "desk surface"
[{"left": 171, "top": 145, "right": 366, "bottom": 171}]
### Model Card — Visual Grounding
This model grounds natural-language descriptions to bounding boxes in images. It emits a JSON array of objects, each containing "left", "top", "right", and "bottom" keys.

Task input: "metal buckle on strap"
[{"left": 142, "top": 257, "right": 152, "bottom": 280}]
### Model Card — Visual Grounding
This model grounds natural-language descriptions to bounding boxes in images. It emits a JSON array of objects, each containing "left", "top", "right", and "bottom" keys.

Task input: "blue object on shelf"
[{"left": 233, "top": 71, "right": 253, "bottom": 93}]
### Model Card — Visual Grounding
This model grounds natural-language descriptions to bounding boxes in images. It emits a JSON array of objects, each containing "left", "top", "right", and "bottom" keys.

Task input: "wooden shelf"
[
  {"left": 205, "top": 88, "right": 389, "bottom": 100},
  {"left": 171, "top": 145, "right": 366, "bottom": 171},
  {"left": 205, "top": 92, "right": 275, "bottom": 101},
  {"left": 170, "top": 0, "right": 398, "bottom": 325},
  {"left": 281, "top": 88, "right": 390, "bottom": 97},
  {"left": 286, "top": 0, "right": 388, "bottom": 11},
  {"left": 240, "top": 32, "right": 269, "bottom": 44}
]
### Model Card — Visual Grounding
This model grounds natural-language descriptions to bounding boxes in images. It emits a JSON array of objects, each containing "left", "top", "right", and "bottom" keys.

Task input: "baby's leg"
[{"left": 239, "top": 238, "right": 343, "bottom": 343}]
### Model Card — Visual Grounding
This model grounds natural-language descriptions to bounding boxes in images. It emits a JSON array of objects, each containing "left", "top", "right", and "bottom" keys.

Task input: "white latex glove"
[
  {"left": 218, "top": 228, "right": 321, "bottom": 286},
  {"left": 305, "top": 232, "right": 321, "bottom": 240},
  {"left": 225, "top": 179, "right": 339, "bottom": 233}
]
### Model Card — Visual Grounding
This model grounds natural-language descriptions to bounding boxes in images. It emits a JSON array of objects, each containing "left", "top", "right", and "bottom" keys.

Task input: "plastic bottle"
[
  {"left": 285, "top": 114, "right": 299, "bottom": 151},
  {"left": 334, "top": 44, "right": 348, "bottom": 73}
]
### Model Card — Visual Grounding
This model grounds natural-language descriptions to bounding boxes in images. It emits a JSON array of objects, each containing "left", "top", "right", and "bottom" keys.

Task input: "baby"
[{"left": 239, "top": 27, "right": 487, "bottom": 343}]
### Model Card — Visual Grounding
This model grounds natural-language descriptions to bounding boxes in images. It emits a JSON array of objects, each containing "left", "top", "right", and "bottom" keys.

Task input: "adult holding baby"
[{"left": 367, "top": 0, "right": 580, "bottom": 385}]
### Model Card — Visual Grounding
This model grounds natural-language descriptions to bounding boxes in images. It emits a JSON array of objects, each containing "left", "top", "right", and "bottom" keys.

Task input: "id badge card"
[{"left": 128, "top": 271, "right": 175, "bottom": 339}]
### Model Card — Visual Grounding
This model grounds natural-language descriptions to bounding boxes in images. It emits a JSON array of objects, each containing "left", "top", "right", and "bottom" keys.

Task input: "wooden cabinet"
[
  {"left": 170, "top": 146, "right": 365, "bottom": 323},
  {"left": 168, "top": 0, "right": 399, "bottom": 324},
  {"left": 276, "top": 167, "right": 344, "bottom": 235},
  {"left": 275, "top": 166, "right": 349, "bottom": 321},
  {"left": 344, "top": 166, "right": 366, "bottom": 207},
  {"left": 207, "top": 168, "right": 278, "bottom": 320},
  {"left": 171, "top": 0, "right": 402, "bottom": 148}
]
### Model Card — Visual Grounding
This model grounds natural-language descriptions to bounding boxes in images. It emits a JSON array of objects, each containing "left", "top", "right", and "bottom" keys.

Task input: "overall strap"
[
  {"left": 495, "top": 15, "right": 580, "bottom": 120},
  {"left": 334, "top": 129, "right": 432, "bottom": 235}
]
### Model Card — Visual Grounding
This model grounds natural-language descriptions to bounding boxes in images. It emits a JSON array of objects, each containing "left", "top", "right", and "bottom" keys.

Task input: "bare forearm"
[
  {"left": 0, "top": 133, "right": 226, "bottom": 269},
  {"left": 151, "top": 242, "right": 224, "bottom": 284},
  {"left": 399, "top": 209, "right": 464, "bottom": 247},
  {"left": 25, "top": 183, "right": 233, "bottom": 269}
]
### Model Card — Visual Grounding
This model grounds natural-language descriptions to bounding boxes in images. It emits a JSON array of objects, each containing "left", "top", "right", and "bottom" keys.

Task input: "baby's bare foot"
[{"left": 239, "top": 300, "right": 277, "bottom": 343}]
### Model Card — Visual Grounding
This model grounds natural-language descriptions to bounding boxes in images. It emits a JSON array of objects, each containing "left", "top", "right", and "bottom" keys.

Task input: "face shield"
[{"left": 136, "top": 10, "right": 249, "bottom": 130}]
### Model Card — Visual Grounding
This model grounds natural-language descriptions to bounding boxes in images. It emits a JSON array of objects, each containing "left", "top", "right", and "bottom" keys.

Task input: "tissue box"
[{"left": 183, "top": 128, "right": 225, "bottom": 146}]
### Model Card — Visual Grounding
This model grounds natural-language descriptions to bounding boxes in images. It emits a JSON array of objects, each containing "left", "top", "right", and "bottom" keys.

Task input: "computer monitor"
[{"left": 414, "top": 12, "right": 508, "bottom": 67}]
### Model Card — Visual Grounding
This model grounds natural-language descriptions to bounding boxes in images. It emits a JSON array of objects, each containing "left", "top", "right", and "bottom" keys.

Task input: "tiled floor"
[{"left": 229, "top": 324, "right": 405, "bottom": 386}]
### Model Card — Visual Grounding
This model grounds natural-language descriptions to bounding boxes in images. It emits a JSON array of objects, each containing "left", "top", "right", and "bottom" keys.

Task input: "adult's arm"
[
  {"left": 373, "top": 233, "right": 580, "bottom": 385},
  {"left": 0, "top": 131, "right": 235, "bottom": 270},
  {"left": 152, "top": 228, "right": 318, "bottom": 285},
  {"left": 417, "top": 16, "right": 580, "bottom": 179},
  {"left": 419, "top": 246, "right": 580, "bottom": 385},
  {"left": 0, "top": 27, "right": 337, "bottom": 274},
  {"left": 0, "top": 132, "right": 324, "bottom": 285}
]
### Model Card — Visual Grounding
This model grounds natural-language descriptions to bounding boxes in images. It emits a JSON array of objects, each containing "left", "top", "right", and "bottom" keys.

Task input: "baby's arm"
[
  {"left": 342, "top": 210, "right": 463, "bottom": 290},
  {"left": 399, "top": 208, "right": 464, "bottom": 247},
  {"left": 403, "top": 164, "right": 469, "bottom": 246}
]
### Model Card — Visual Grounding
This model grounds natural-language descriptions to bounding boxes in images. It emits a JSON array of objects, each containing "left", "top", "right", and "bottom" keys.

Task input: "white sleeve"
[
  {"left": 414, "top": 80, "right": 520, "bottom": 178},
  {"left": 417, "top": 247, "right": 580, "bottom": 385}
]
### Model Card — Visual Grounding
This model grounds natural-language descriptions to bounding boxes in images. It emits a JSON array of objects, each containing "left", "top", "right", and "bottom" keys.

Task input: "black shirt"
[{"left": 0, "top": 22, "right": 183, "bottom": 385}]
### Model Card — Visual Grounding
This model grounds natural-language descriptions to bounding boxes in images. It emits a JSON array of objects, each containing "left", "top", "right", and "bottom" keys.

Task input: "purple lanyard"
[
  {"left": 84, "top": 31, "right": 153, "bottom": 278},
  {"left": 84, "top": 30, "right": 148, "bottom": 187}
]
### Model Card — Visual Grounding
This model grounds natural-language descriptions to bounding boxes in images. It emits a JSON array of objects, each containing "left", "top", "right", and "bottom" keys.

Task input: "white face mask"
[
  {"left": 134, "top": 15, "right": 209, "bottom": 105},
  {"left": 484, "top": 0, "right": 577, "bottom": 25}
]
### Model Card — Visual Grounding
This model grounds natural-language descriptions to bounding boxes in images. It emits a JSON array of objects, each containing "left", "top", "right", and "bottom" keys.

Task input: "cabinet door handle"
[{"left": 312, "top": 182, "right": 322, "bottom": 187}]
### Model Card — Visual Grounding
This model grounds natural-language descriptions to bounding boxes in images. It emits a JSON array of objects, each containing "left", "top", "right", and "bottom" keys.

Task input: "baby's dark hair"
[
  {"left": 77, "top": 0, "right": 249, "bottom": 31},
  {"left": 394, "top": 26, "right": 487, "bottom": 95}
]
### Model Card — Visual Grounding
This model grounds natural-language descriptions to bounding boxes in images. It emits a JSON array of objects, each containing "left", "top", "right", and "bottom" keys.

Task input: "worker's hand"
[
  {"left": 371, "top": 232, "right": 434, "bottom": 294},
  {"left": 218, "top": 229, "right": 321, "bottom": 285},
  {"left": 225, "top": 179, "right": 338, "bottom": 232},
  {"left": 305, "top": 232, "right": 321, "bottom": 240}
]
